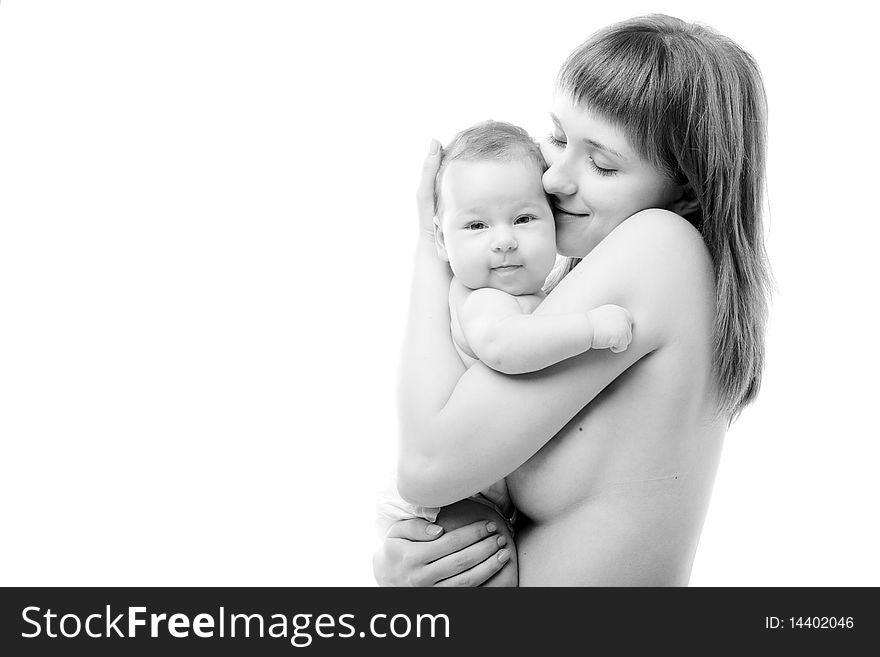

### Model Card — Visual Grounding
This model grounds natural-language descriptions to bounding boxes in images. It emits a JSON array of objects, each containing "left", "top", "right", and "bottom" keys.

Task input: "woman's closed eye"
[
  {"left": 588, "top": 157, "right": 617, "bottom": 177},
  {"left": 546, "top": 133, "right": 566, "bottom": 148},
  {"left": 547, "top": 133, "right": 617, "bottom": 176}
]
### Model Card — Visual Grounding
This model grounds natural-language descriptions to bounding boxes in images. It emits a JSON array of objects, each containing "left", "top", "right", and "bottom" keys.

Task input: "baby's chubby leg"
[{"left": 435, "top": 499, "right": 518, "bottom": 587}]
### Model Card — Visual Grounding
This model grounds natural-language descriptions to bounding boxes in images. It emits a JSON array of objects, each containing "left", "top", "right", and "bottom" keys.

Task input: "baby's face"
[{"left": 437, "top": 160, "right": 557, "bottom": 295}]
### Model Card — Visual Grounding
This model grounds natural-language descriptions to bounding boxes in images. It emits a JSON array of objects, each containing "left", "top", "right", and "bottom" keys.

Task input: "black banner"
[{"left": 1, "top": 587, "right": 875, "bottom": 655}]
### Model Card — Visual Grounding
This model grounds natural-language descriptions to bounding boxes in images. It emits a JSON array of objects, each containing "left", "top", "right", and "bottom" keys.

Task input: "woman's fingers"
[
  {"left": 374, "top": 540, "right": 434, "bottom": 587},
  {"left": 374, "top": 519, "right": 443, "bottom": 586},
  {"left": 376, "top": 518, "right": 505, "bottom": 586},
  {"left": 424, "top": 533, "right": 508, "bottom": 583},
  {"left": 416, "top": 139, "right": 442, "bottom": 236},
  {"left": 384, "top": 517, "right": 445, "bottom": 542},
  {"left": 434, "top": 548, "right": 512, "bottom": 587},
  {"left": 421, "top": 520, "right": 498, "bottom": 561}
]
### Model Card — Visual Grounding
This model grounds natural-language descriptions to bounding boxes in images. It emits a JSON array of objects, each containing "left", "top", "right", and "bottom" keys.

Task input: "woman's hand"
[
  {"left": 416, "top": 139, "right": 442, "bottom": 241},
  {"left": 372, "top": 517, "right": 510, "bottom": 587}
]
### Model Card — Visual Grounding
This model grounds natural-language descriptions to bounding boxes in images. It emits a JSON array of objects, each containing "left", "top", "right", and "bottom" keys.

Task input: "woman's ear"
[
  {"left": 433, "top": 217, "right": 449, "bottom": 261},
  {"left": 667, "top": 184, "right": 701, "bottom": 218}
]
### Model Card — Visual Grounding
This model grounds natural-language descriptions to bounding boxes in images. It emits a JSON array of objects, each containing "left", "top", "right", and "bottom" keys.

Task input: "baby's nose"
[{"left": 492, "top": 234, "right": 518, "bottom": 252}]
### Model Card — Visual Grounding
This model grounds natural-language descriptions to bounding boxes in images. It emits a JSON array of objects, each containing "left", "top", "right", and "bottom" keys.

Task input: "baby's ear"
[
  {"left": 433, "top": 217, "right": 449, "bottom": 261},
  {"left": 667, "top": 184, "right": 701, "bottom": 218}
]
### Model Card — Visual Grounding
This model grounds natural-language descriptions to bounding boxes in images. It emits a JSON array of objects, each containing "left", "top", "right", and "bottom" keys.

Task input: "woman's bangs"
[{"left": 557, "top": 48, "right": 665, "bottom": 169}]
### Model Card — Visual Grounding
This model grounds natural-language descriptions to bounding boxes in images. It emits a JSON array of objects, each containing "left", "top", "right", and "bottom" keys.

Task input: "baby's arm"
[{"left": 459, "top": 288, "right": 633, "bottom": 375}]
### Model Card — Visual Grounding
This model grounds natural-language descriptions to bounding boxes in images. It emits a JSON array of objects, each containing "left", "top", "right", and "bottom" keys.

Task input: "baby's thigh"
[{"left": 435, "top": 498, "right": 518, "bottom": 587}]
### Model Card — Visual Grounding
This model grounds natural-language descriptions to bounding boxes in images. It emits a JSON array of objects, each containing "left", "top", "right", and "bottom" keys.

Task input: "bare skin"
[
  {"left": 395, "top": 211, "right": 724, "bottom": 585},
  {"left": 504, "top": 201, "right": 724, "bottom": 584},
  {"left": 506, "top": 220, "right": 724, "bottom": 584},
  {"left": 379, "top": 114, "right": 726, "bottom": 585}
]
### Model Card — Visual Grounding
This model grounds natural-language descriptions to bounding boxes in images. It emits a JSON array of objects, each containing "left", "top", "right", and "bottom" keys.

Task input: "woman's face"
[{"left": 540, "top": 96, "right": 684, "bottom": 257}]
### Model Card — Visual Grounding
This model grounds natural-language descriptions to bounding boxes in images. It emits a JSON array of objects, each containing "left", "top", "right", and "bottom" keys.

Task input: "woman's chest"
[
  {"left": 506, "top": 361, "right": 717, "bottom": 522},
  {"left": 506, "top": 393, "right": 621, "bottom": 521}
]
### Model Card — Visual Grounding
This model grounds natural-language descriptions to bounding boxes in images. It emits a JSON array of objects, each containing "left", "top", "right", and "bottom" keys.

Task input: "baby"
[
  {"left": 378, "top": 121, "right": 632, "bottom": 586},
  {"left": 434, "top": 120, "right": 632, "bottom": 375}
]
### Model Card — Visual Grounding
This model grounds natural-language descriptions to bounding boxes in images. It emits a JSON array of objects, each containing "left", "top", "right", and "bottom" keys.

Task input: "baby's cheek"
[{"left": 453, "top": 261, "right": 489, "bottom": 291}]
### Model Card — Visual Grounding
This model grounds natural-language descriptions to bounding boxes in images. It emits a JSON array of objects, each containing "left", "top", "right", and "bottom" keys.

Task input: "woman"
[{"left": 375, "top": 14, "right": 769, "bottom": 586}]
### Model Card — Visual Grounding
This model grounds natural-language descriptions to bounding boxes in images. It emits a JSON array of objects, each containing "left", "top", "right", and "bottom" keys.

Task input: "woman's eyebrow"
[
  {"left": 585, "top": 139, "right": 625, "bottom": 161},
  {"left": 549, "top": 113, "right": 626, "bottom": 161}
]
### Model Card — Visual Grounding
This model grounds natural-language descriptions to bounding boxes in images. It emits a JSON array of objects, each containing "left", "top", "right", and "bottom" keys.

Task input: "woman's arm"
[
  {"left": 398, "top": 149, "right": 710, "bottom": 506},
  {"left": 375, "top": 143, "right": 514, "bottom": 589},
  {"left": 397, "top": 141, "right": 467, "bottom": 442}
]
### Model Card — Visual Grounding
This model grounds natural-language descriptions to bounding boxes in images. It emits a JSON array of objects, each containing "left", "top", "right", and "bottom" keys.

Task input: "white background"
[{"left": 1, "top": 1, "right": 877, "bottom": 586}]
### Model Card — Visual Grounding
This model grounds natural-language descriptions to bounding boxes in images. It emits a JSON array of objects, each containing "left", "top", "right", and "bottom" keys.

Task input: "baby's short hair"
[{"left": 434, "top": 120, "right": 547, "bottom": 216}]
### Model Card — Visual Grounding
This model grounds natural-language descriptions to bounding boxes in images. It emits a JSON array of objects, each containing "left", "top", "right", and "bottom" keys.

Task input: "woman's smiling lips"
[{"left": 553, "top": 205, "right": 591, "bottom": 223}]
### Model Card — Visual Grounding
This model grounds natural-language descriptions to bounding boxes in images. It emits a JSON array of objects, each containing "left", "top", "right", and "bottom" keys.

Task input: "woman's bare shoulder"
[
  {"left": 592, "top": 209, "right": 713, "bottom": 293},
  {"left": 546, "top": 210, "right": 710, "bottom": 301},
  {"left": 612, "top": 209, "right": 709, "bottom": 265},
  {"left": 550, "top": 210, "right": 713, "bottom": 348},
  {"left": 619, "top": 210, "right": 715, "bottom": 336}
]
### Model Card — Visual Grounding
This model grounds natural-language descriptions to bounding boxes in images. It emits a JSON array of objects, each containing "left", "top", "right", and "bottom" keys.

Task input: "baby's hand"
[{"left": 587, "top": 304, "right": 633, "bottom": 353}]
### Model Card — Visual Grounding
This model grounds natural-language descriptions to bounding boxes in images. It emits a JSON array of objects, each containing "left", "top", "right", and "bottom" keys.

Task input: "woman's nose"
[{"left": 542, "top": 162, "right": 577, "bottom": 197}]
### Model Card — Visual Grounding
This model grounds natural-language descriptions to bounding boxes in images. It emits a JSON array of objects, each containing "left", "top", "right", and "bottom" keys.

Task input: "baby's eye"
[
  {"left": 514, "top": 215, "right": 534, "bottom": 225},
  {"left": 466, "top": 221, "right": 487, "bottom": 230}
]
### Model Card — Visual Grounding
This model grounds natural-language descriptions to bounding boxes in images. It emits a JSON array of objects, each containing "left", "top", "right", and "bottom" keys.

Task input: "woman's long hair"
[{"left": 557, "top": 15, "right": 771, "bottom": 421}]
